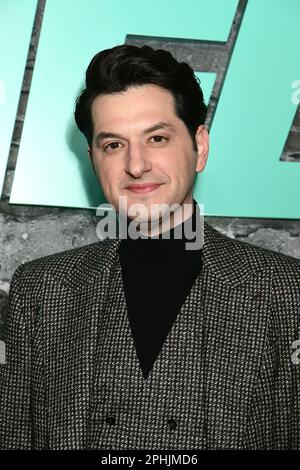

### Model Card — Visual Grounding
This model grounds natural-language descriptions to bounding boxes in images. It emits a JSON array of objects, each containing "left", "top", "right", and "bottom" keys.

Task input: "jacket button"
[
  {"left": 106, "top": 416, "right": 116, "bottom": 425},
  {"left": 167, "top": 418, "right": 177, "bottom": 430}
]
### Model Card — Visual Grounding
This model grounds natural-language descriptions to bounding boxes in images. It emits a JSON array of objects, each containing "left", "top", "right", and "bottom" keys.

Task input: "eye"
[
  {"left": 149, "top": 135, "right": 168, "bottom": 144},
  {"left": 103, "top": 141, "right": 121, "bottom": 152}
]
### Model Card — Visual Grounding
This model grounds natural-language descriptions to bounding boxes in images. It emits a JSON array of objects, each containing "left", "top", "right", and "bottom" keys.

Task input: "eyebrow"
[{"left": 95, "top": 121, "right": 175, "bottom": 146}]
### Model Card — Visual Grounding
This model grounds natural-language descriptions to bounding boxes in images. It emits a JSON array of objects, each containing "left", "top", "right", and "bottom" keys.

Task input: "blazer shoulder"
[
  {"left": 204, "top": 221, "right": 300, "bottom": 285},
  {"left": 11, "top": 238, "right": 116, "bottom": 294},
  {"left": 206, "top": 221, "right": 299, "bottom": 268},
  {"left": 219, "top": 226, "right": 300, "bottom": 285}
]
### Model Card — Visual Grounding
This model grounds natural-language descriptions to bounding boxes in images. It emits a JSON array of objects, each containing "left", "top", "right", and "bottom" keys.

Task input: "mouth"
[{"left": 125, "top": 184, "right": 161, "bottom": 194}]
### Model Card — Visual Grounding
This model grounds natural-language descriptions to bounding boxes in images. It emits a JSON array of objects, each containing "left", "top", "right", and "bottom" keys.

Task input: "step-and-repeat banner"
[{"left": 1, "top": 0, "right": 300, "bottom": 218}]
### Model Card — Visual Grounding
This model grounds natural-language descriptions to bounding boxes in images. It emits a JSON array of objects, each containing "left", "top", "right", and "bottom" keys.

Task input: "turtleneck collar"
[{"left": 118, "top": 198, "right": 203, "bottom": 280}]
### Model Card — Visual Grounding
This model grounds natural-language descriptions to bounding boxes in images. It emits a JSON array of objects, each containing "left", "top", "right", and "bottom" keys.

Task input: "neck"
[
  {"left": 117, "top": 197, "right": 203, "bottom": 280},
  {"left": 140, "top": 202, "right": 194, "bottom": 238},
  {"left": 119, "top": 198, "right": 196, "bottom": 240}
]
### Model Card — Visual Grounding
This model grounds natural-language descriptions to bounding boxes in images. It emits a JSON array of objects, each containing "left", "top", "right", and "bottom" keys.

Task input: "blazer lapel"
[{"left": 198, "top": 222, "right": 274, "bottom": 448}]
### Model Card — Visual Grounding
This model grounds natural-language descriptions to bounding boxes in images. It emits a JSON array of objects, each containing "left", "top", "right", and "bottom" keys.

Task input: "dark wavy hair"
[{"left": 74, "top": 44, "right": 207, "bottom": 151}]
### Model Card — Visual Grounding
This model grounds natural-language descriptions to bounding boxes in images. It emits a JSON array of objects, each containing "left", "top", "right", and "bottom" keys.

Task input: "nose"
[{"left": 125, "top": 142, "right": 151, "bottom": 178}]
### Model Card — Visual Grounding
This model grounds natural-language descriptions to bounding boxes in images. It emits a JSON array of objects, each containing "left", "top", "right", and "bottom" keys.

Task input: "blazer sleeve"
[
  {"left": 243, "top": 266, "right": 300, "bottom": 449},
  {"left": 0, "top": 264, "right": 32, "bottom": 449}
]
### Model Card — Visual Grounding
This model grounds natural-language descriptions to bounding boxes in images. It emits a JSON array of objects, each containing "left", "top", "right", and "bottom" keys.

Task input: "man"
[{"left": 0, "top": 44, "right": 299, "bottom": 450}]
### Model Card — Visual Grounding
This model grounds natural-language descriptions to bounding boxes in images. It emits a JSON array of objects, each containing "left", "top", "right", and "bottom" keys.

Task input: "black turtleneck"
[{"left": 118, "top": 198, "right": 203, "bottom": 379}]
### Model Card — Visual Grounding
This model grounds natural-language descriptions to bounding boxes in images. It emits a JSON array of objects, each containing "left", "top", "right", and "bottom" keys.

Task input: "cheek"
[
  {"left": 169, "top": 151, "right": 194, "bottom": 177},
  {"left": 98, "top": 164, "right": 121, "bottom": 192}
]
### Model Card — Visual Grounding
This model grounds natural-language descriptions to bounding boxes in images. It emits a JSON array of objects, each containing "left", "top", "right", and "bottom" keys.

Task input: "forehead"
[{"left": 91, "top": 84, "right": 179, "bottom": 129}]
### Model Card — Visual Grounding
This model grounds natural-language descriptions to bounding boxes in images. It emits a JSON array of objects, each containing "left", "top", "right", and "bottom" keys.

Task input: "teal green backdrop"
[
  {"left": 5, "top": 0, "right": 300, "bottom": 218},
  {"left": 0, "top": 0, "right": 37, "bottom": 198}
]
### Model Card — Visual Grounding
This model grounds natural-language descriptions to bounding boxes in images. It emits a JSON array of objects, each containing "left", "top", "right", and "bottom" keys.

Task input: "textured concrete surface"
[{"left": 0, "top": 0, "right": 299, "bottom": 337}]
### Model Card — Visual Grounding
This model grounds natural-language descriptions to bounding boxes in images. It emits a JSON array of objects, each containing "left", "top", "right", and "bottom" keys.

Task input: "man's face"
[{"left": 89, "top": 84, "right": 209, "bottom": 229}]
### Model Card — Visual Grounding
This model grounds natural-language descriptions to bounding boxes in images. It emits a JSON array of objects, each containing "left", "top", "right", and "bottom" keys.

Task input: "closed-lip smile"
[{"left": 126, "top": 183, "right": 161, "bottom": 193}]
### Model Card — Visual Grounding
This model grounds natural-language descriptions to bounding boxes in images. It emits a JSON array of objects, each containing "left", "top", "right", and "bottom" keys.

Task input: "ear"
[
  {"left": 87, "top": 145, "right": 96, "bottom": 173},
  {"left": 195, "top": 124, "right": 209, "bottom": 173}
]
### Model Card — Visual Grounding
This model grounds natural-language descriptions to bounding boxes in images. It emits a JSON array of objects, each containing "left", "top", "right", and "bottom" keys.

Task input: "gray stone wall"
[{"left": 0, "top": 0, "right": 299, "bottom": 336}]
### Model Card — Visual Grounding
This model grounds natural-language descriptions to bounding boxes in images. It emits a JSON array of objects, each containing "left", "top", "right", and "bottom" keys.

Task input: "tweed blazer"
[{"left": 0, "top": 220, "right": 299, "bottom": 450}]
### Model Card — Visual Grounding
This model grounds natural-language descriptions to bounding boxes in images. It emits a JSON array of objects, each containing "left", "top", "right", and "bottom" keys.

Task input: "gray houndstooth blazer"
[{"left": 0, "top": 220, "right": 300, "bottom": 450}]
